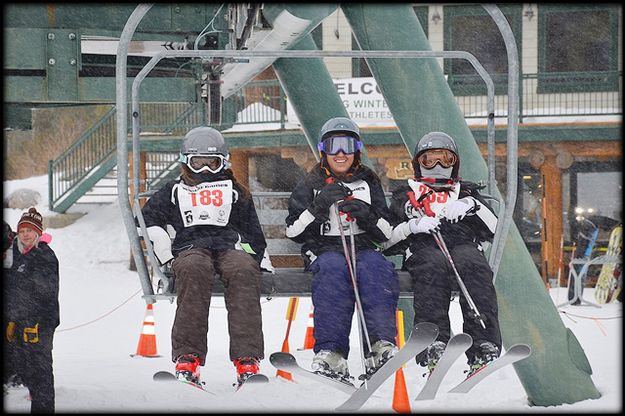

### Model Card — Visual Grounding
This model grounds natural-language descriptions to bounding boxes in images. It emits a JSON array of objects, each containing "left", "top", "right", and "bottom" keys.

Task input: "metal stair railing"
[
  {"left": 162, "top": 102, "right": 203, "bottom": 134},
  {"left": 48, "top": 102, "right": 206, "bottom": 212},
  {"left": 48, "top": 105, "right": 118, "bottom": 212}
]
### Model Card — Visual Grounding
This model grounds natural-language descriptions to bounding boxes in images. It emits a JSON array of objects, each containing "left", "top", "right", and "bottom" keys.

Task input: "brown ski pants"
[{"left": 171, "top": 248, "right": 264, "bottom": 365}]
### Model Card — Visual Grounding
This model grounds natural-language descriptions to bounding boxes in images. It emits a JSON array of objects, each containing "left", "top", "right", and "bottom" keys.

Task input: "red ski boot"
[
  {"left": 233, "top": 357, "right": 260, "bottom": 387},
  {"left": 175, "top": 354, "right": 201, "bottom": 385}
]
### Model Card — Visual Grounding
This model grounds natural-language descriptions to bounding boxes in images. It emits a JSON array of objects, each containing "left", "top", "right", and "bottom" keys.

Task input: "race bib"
[
  {"left": 176, "top": 180, "right": 234, "bottom": 227},
  {"left": 404, "top": 180, "right": 460, "bottom": 218},
  {"left": 321, "top": 180, "right": 371, "bottom": 236}
]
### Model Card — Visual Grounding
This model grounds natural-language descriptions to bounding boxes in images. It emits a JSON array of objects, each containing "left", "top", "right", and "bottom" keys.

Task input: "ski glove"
[
  {"left": 23, "top": 323, "right": 39, "bottom": 343},
  {"left": 309, "top": 183, "right": 349, "bottom": 221},
  {"left": 443, "top": 197, "right": 477, "bottom": 223},
  {"left": 409, "top": 216, "right": 441, "bottom": 234},
  {"left": 6, "top": 321, "right": 16, "bottom": 343},
  {"left": 142, "top": 226, "right": 174, "bottom": 266},
  {"left": 337, "top": 199, "right": 371, "bottom": 223}
]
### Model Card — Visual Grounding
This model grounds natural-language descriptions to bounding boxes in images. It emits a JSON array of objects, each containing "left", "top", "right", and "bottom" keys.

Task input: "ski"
[
  {"left": 415, "top": 333, "right": 473, "bottom": 401},
  {"left": 152, "top": 371, "right": 215, "bottom": 395},
  {"left": 448, "top": 343, "right": 531, "bottom": 394},
  {"left": 335, "top": 321, "right": 439, "bottom": 412},
  {"left": 235, "top": 373, "right": 270, "bottom": 391},
  {"left": 269, "top": 352, "right": 357, "bottom": 395}
]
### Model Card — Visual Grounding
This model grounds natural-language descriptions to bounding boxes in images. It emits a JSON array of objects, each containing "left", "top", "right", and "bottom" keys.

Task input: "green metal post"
[
  {"left": 263, "top": 4, "right": 372, "bottom": 167},
  {"left": 342, "top": 3, "right": 600, "bottom": 406}
]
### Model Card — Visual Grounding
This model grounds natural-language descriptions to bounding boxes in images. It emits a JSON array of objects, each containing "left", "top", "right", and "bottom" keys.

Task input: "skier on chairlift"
[
  {"left": 139, "top": 127, "right": 273, "bottom": 388},
  {"left": 383, "top": 131, "right": 502, "bottom": 377},
  {"left": 285, "top": 116, "right": 400, "bottom": 384}
]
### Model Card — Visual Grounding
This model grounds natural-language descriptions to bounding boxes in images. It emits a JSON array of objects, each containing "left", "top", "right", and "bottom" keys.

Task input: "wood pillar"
[
  {"left": 230, "top": 150, "right": 249, "bottom": 189},
  {"left": 540, "top": 156, "right": 563, "bottom": 285},
  {"left": 128, "top": 151, "right": 148, "bottom": 208},
  {"left": 128, "top": 151, "right": 147, "bottom": 271}
]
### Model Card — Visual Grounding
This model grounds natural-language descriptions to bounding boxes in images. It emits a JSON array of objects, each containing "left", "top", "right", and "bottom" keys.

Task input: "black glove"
[
  {"left": 3, "top": 221, "right": 14, "bottom": 252},
  {"left": 337, "top": 198, "right": 372, "bottom": 223},
  {"left": 309, "top": 183, "right": 349, "bottom": 221}
]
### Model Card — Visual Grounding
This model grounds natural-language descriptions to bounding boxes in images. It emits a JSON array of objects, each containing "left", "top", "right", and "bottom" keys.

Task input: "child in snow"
[
  {"left": 4, "top": 208, "right": 59, "bottom": 413},
  {"left": 383, "top": 131, "right": 501, "bottom": 376},
  {"left": 140, "top": 127, "right": 273, "bottom": 387},
  {"left": 285, "top": 116, "right": 399, "bottom": 383}
]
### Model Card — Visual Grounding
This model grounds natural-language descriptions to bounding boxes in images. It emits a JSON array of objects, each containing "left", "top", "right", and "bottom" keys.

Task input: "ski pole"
[
  {"left": 335, "top": 204, "right": 375, "bottom": 377},
  {"left": 326, "top": 177, "right": 375, "bottom": 374},
  {"left": 407, "top": 190, "right": 487, "bottom": 330}
]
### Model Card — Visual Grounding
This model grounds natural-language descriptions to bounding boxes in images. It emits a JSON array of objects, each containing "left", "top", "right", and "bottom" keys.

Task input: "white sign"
[{"left": 286, "top": 77, "right": 396, "bottom": 127}]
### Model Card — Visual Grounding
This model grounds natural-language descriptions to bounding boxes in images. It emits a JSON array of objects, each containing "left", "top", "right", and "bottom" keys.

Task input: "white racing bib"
[
  {"left": 175, "top": 180, "right": 234, "bottom": 227},
  {"left": 404, "top": 180, "right": 460, "bottom": 219},
  {"left": 320, "top": 180, "right": 371, "bottom": 236}
]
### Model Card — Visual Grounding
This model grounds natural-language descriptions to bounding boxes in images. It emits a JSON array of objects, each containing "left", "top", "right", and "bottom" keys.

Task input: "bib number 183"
[{"left": 189, "top": 189, "right": 224, "bottom": 207}]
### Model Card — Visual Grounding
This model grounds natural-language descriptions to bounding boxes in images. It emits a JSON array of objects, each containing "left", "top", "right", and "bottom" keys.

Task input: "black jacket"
[
  {"left": 384, "top": 180, "right": 498, "bottom": 262},
  {"left": 5, "top": 241, "right": 60, "bottom": 331},
  {"left": 141, "top": 177, "right": 267, "bottom": 264},
  {"left": 285, "top": 164, "right": 393, "bottom": 266}
]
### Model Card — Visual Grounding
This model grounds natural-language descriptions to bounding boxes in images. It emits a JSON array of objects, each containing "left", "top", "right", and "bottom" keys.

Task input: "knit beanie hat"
[{"left": 17, "top": 207, "right": 43, "bottom": 235}]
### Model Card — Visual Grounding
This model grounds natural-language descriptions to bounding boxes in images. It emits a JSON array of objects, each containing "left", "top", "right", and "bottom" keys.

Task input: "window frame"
[
  {"left": 443, "top": 4, "right": 523, "bottom": 97},
  {"left": 537, "top": 4, "right": 620, "bottom": 94}
]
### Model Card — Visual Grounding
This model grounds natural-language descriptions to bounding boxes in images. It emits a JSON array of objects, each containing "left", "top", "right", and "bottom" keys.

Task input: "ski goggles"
[
  {"left": 179, "top": 153, "right": 229, "bottom": 174},
  {"left": 416, "top": 149, "right": 457, "bottom": 169},
  {"left": 318, "top": 135, "right": 363, "bottom": 155}
]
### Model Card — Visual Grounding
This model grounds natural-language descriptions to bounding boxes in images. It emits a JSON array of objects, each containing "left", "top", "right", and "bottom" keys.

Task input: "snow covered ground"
[{"left": 3, "top": 175, "right": 622, "bottom": 413}]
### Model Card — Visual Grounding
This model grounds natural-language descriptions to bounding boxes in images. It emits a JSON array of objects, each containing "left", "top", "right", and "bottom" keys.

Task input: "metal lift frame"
[{"left": 116, "top": 4, "right": 519, "bottom": 303}]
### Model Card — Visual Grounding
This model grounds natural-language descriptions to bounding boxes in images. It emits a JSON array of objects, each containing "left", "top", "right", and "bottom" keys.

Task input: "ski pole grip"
[{"left": 407, "top": 190, "right": 436, "bottom": 217}]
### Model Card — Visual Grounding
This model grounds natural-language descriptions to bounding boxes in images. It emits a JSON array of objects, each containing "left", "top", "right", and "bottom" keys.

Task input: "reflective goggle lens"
[
  {"left": 184, "top": 154, "right": 226, "bottom": 173},
  {"left": 318, "top": 135, "right": 362, "bottom": 155},
  {"left": 417, "top": 149, "right": 457, "bottom": 169}
]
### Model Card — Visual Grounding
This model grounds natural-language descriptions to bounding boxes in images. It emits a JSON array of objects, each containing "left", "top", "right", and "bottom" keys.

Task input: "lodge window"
[
  {"left": 443, "top": 4, "right": 522, "bottom": 96},
  {"left": 537, "top": 4, "right": 619, "bottom": 93},
  {"left": 565, "top": 161, "right": 623, "bottom": 245},
  {"left": 351, "top": 6, "right": 428, "bottom": 78}
]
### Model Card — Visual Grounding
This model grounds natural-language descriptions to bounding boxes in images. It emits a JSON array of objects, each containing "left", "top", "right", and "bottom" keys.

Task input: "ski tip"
[
  {"left": 451, "top": 333, "right": 473, "bottom": 344},
  {"left": 509, "top": 343, "right": 532, "bottom": 357},
  {"left": 153, "top": 371, "right": 176, "bottom": 381},
  {"left": 414, "top": 321, "right": 439, "bottom": 336},
  {"left": 269, "top": 352, "right": 296, "bottom": 365},
  {"left": 246, "top": 374, "right": 270, "bottom": 384}
]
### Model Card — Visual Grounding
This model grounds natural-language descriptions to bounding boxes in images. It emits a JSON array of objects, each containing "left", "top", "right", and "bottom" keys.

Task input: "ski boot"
[
  {"left": 466, "top": 342, "right": 500, "bottom": 377},
  {"left": 4, "top": 374, "right": 24, "bottom": 389},
  {"left": 175, "top": 353, "right": 201, "bottom": 385},
  {"left": 233, "top": 357, "right": 261, "bottom": 387},
  {"left": 311, "top": 350, "right": 353, "bottom": 385},
  {"left": 363, "top": 340, "right": 398, "bottom": 380},
  {"left": 422, "top": 341, "right": 446, "bottom": 378}
]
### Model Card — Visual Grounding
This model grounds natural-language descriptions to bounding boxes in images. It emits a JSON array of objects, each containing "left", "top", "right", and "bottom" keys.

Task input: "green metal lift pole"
[
  {"left": 342, "top": 3, "right": 600, "bottom": 406},
  {"left": 263, "top": 4, "right": 372, "bottom": 167}
]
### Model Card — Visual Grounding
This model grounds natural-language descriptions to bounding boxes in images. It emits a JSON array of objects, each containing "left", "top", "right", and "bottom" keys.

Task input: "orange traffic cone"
[
  {"left": 301, "top": 305, "right": 315, "bottom": 350},
  {"left": 392, "top": 368, "right": 411, "bottom": 413},
  {"left": 392, "top": 309, "right": 410, "bottom": 413},
  {"left": 132, "top": 303, "right": 160, "bottom": 357}
]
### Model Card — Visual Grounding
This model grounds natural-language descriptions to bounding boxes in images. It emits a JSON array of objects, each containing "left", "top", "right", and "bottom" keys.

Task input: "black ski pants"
[
  {"left": 405, "top": 242, "right": 501, "bottom": 364},
  {"left": 4, "top": 328, "right": 55, "bottom": 413},
  {"left": 171, "top": 248, "right": 264, "bottom": 364}
]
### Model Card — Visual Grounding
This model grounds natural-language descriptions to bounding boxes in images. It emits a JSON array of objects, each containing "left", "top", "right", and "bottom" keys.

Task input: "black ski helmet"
[
  {"left": 412, "top": 131, "right": 460, "bottom": 181},
  {"left": 319, "top": 117, "right": 361, "bottom": 143}
]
